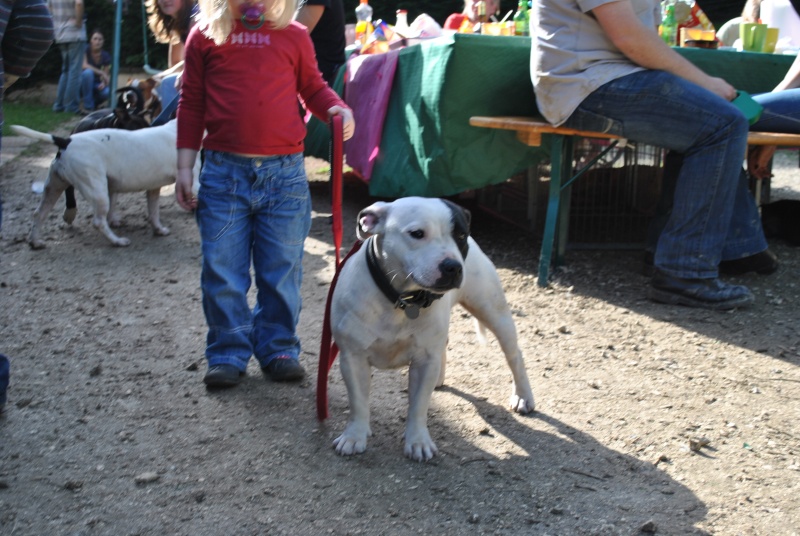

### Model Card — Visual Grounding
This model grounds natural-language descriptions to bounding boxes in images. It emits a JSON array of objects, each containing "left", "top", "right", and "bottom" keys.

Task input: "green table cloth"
[{"left": 305, "top": 34, "right": 796, "bottom": 198}]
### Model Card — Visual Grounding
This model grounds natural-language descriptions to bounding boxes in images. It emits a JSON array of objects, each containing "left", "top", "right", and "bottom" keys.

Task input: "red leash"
[
  {"left": 316, "top": 240, "right": 362, "bottom": 421},
  {"left": 316, "top": 114, "right": 348, "bottom": 421},
  {"left": 329, "top": 115, "right": 344, "bottom": 265}
]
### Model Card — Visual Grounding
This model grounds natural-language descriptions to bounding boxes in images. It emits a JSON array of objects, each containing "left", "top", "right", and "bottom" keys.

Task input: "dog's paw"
[
  {"left": 153, "top": 225, "right": 170, "bottom": 236},
  {"left": 333, "top": 423, "right": 370, "bottom": 456},
  {"left": 403, "top": 429, "right": 438, "bottom": 462},
  {"left": 112, "top": 237, "right": 132, "bottom": 247},
  {"left": 63, "top": 208, "right": 77, "bottom": 225},
  {"left": 28, "top": 239, "right": 46, "bottom": 250},
  {"left": 509, "top": 393, "right": 535, "bottom": 414}
]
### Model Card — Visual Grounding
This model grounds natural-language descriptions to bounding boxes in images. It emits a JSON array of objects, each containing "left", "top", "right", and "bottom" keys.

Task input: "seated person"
[
  {"left": 533, "top": 0, "right": 775, "bottom": 310},
  {"left": 716, "top": 0, "right": 761, "bottom": 47},
  {"left": 748, "top": 48, "right": 800, "bottom": 178},
  {"left": 444, "top": 0, "right": 500, "bottom": 31},
  {"left": 80, "top": 29, "right": 111, "bottom": 112},
  {"left": 146, "top": 0, "right": 198, "bottom": 125}
]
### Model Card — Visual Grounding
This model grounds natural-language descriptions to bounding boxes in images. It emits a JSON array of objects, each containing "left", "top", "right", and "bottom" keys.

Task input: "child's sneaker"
[
  {"left": 203, "top": 364, "right": 244, "bottom": 388},
  {"left": 261, "top": 356, "right": 305, "bottom": 382}
]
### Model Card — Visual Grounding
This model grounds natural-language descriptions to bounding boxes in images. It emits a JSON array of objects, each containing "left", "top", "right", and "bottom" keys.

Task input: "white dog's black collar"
[{"left": 365, "top": 236, "right": 443, "bottom": 319}]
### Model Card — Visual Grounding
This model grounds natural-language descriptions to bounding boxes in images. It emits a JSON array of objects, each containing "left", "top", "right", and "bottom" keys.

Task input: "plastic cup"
[
  {"left": 740, "top": 22, "right": 755, "bottom": 50},
  {"left": 751, "top": 23, "right": 768, "bottom": 52},
  {"left": 764, "top": 27, "right": 780, "bottom": 53}
]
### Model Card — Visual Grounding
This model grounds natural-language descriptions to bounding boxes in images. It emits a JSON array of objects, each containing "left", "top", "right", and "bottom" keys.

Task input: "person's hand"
[
  {"left": 703, "top": 76, "right": 738, "bottom": 102},
  {"left": 175, "top": 168, "right": 198, "bottom": 211},
  {"left": 328, "top": 106, "right": 355, "bottom": 141},
  {"left": 748, "top": 145, "right": 777, "bottom": 180}
]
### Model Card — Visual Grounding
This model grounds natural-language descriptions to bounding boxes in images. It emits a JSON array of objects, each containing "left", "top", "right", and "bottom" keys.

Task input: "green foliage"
[{"left": 2, "top": 101, "right": 74, "bottom": 136}]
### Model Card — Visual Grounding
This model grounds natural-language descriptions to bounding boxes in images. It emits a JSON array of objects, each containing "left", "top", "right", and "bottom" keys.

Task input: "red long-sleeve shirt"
[{"left": 177, "top": 20, "right": 347, "bottom": 155}]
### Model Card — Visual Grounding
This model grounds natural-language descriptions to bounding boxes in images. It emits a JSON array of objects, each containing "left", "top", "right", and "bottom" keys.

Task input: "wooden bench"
[{"left": 470, "top": 115, "right": 800, "bottom": 287}]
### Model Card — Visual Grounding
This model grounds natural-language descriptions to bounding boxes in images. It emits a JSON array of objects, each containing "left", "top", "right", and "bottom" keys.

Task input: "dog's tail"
[{"left": 10, "top": 125, "right": 70, "bottom": 151}]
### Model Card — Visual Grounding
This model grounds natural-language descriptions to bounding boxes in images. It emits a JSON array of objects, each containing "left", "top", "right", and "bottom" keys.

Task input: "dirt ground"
[{"left": 1, "top": 110, "right": 799, "bottom": 536}]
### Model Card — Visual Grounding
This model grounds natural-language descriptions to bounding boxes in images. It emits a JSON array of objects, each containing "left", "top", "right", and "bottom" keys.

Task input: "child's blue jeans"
[{"left": 196, "top": 150, "right": 311, "bottom": 372}]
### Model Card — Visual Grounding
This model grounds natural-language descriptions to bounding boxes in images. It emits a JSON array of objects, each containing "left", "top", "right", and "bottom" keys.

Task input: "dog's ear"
[
  {"left": 356, "top": 201, "right": 389, "bottom": 240},
  {"left": 442, "top": 199, "right": 471, "bottom": 259},
  {"left": 442, "top": 199, "right": 471, "bottom": 234}
]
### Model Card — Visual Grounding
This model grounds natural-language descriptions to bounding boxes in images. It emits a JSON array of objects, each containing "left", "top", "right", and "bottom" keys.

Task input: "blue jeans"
[
  {"left": 753, "top": 88, "right": 800, "bottom": 133},
  {"left": 197, "top": 150, "right": 311, "bottom": 372},
  {"left": 80, "top": 68, "right": 109, "bottom": 110},
  {"left": 152, "top": 73, "right": 178, "bottom": 126},
  {"left": 565, "top": 70, "right": 766, "bottom": 279},
  {"left": 648, "top": 155, "right": 767, "bottom": 263},
  {"left": 53, "top": 39, "right": 85, "bottom": 113}
]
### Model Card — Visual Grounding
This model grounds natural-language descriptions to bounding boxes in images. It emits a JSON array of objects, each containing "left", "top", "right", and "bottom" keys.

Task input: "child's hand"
[
  {"left": 328, "top": 106, "right": 355, "bottom": 141},
  {"left": 175, "top": 168, "right": 198, "bottom": 211}
]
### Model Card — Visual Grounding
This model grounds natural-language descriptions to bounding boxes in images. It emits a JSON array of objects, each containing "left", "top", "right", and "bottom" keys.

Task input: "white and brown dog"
[
  {"left": 328, "top": 197, "right": 535, "bottom": 461},
  {"left": 11, "top": 119, "right": 199, "bottom": 248}
]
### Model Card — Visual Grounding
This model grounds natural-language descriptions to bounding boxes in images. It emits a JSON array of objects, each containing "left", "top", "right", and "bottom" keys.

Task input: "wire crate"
[{"left": 475, "top": 140, "right": 665, "bottom": 249}]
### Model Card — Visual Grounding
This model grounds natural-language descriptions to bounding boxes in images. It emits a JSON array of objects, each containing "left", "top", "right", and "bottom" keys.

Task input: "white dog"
[
  {"left": 329, "top": 197, "right": 535, "bottom": 462},
  {"left": 11, "top": 119, "right": 199, "bottom": 248}
]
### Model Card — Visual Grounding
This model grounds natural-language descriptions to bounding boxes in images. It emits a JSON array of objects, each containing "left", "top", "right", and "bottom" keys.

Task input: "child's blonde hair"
[{"left": 198, "top": 0, "right": 299, "bottom": 45}]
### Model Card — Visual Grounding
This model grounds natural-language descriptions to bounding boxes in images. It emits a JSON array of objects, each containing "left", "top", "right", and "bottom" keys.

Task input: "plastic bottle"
[
  {"left": 355, "top": 0, "right": 373, "bottom": 46},
  {"left": 660, "top": 2, "right": 677, "bottom": 46},
  {"left": 394, "top": 9, "right": 410, "bottom": 38},
  {"left": 514, "top": 0, "right": 529, "bottom": 36},
  {"left": 475, "top": 0, "right": 487, "bottom": 33}
]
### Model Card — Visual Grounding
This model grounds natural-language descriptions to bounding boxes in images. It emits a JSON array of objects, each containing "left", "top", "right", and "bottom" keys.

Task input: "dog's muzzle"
[
  {"left": 365, "top": 236, "right": 446, "bottom": 319},
  {"left": 433, "top": 258, "right": 463, "bottom": 290}
]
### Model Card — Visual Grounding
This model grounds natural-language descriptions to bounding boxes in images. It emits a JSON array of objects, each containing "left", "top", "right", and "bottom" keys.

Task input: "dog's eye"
[
  {"left": 456, "top": 233, "right": 467, "bottom": 242},
  {"left": 409, "top": 230, "right": 425, "bottom": 240}
]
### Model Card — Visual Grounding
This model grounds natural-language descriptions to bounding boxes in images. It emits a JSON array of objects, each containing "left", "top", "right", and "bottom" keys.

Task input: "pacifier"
[{"left": 239, "top": 2, "right": 266, "bottom": 30}]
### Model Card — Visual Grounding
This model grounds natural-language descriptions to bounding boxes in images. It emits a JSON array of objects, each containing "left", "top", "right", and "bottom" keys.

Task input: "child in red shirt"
[{"left": 175, "top": 0, "right": 354, "bottom": 388}]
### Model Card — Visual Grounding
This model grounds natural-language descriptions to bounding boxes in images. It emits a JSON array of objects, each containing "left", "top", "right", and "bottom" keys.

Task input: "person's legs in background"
[
  {"left": 80, "top": 67, "right": 94, "bottom": 110},
  {"left": 94, "top": 81, "right": 109, "bottom": 109},
  {"left": 151, "top": 73, "right": 178, "bottom": 126},
  {"left": 753, "top": 88, "right": 800, "bottom": 133},
  {"left": 748, "top": 89, "right": 800, "bottom": 180},
  {"left": 53, "top": 40, "right": 84, "bottom": 113}
]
